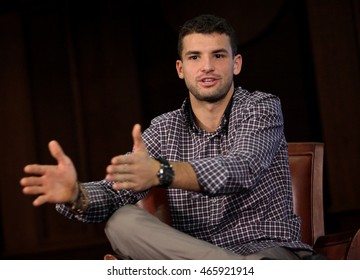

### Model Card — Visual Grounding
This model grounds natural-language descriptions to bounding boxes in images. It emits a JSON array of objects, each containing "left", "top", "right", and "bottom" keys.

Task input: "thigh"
[{"left": 105, "top": 205, "right": 245, "bottom": 260}]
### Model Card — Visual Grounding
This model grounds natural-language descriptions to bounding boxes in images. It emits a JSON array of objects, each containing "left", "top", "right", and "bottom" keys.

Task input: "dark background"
[{"left": 0, "top": 0, "right": 359, "bottom": 259}]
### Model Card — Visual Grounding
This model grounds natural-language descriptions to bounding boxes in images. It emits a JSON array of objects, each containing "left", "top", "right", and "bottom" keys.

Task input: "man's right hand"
[{"left": 20, "top": 140, "right": 78, "bottom": 206}]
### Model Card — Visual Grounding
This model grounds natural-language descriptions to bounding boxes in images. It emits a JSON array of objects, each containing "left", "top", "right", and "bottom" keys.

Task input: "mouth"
[{"left": 198, "top": 77, "right": 219, "bottom": 87}]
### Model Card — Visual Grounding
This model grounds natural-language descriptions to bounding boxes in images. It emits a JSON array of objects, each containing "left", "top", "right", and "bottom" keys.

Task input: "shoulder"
[
  {"left": 142, "top": 106, "right": 187, "bottom": 158},
  {"left": 234, "top": 87, "right": 280, "bottom": 105},
  {"left": 233, "top": 87, "right": 282, "bottom": 113},
  {"left": 142, "top": 106, "right": 187, "bottom": 141},
  {"left": 150, "top": 108, "right": 184, "bottom": 128}
]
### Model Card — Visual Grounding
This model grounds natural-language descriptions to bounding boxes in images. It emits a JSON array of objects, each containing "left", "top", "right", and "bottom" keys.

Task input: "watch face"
[
  {"left": 157, "top": 160, "right": 174, "bottom": 187},
  {"left": 163, "top": 168, "right": 173, "bottom": 183}
]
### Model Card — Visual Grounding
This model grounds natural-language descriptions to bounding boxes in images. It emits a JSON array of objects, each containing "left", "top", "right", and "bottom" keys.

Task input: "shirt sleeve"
[
  {"left": 56, "top": 179, "right": 147, "bottom": 223},
  {"left": 188, "top": 93, "right": 287, "bottom": 196}
]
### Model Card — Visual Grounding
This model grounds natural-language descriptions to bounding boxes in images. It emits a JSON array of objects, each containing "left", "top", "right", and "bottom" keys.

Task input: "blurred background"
[{"left": 0, "top": 0, "right": 359, "bottom": 259}]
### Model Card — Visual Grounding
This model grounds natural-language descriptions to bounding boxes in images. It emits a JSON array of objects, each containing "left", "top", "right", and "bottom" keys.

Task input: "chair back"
[{"left": 288, "top": 142, "right": 325, "bottom": 246}]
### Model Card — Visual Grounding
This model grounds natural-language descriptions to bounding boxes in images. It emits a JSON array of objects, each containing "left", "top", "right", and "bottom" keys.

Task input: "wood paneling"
[
  {"left": 0, "top": 13, "right": 39, "bottom": 255},
  {"left": 0, "top": 4, "right": 142, "bottom": 258},
  {"left": 306, "top": 0, "right": 360, "bottom": 213}
]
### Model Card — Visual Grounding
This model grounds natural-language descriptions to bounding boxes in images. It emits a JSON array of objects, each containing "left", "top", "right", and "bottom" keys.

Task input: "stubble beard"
[{"left": 188, "top": 83, "right": 233, "bottom": 104}]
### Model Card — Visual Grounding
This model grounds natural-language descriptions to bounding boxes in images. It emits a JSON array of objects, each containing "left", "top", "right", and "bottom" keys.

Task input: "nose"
[{"left": 201, "top": 57, "right": 214, "bottom": 72}]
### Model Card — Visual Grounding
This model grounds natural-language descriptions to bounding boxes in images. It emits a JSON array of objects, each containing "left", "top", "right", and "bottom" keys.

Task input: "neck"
[{"left": 190, "top": 90, "right": 234, "bottom": 133}]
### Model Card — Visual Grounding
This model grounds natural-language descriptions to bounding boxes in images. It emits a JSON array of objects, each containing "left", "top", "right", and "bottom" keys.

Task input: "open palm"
[{"left": 20, "top": 140, "right": 78, "bottom": 206}]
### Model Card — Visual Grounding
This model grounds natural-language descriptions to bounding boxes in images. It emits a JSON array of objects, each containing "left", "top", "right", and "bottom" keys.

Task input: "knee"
[{"left": 105, "top": 204, "right": 143, "bottom": 240}]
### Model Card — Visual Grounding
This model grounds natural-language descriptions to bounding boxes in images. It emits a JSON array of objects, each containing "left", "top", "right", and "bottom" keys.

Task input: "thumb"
[
  {"left": 48, "top": 140, "right": 69, "bottom": 165},
  {"left": 132, "top": 124, "right": 146, "bottom": 153}
]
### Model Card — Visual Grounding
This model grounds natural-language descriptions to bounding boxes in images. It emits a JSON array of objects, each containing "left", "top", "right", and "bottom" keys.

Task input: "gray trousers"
[{"left": 104, "top": 204, "right": 310, "bottom": 260}]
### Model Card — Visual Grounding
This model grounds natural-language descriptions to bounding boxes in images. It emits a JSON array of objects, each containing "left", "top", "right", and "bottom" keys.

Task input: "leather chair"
[
  {"left": 288, "top": 142, "right": 359, "bottom": 259},
  {"left": 105, "top": 142, "right": 360, "bottom": 259}
]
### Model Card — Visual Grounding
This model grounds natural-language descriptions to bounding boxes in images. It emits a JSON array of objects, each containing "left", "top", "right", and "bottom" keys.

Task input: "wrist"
[
  {"left": 155, "top": 157, "right": 174, "bottom": 188},
  {"left": 69, "top": 182, "right": 80, "bottom": 204},
  {"left": 66, "top": 182, "right": 89, "bottom": 214}
]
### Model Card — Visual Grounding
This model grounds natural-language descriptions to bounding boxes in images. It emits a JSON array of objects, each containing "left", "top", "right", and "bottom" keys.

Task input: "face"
[{"left": 176, "top": 33, "right": 242, "bottom": 103}]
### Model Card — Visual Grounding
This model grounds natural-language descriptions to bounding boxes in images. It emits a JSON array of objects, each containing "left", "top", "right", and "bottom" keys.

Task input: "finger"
[
  {"left": 106, "top": 163, "right": 131, "bottom": 174},
  {"left": 112, "top": 181, "right": 136, "bottom": 190},
  {"left": 112, "top": 182, "right": 123, "bottom": 190},
  {"left": 48, "top": 140, "right": 70, "bottom": 165},
  {"left": 132, "top": 124, "right": 146, "bottom": 153},
  {"left": 106, "top": 173, "right": 134, "bottom": 182},
  {"left": 33, "top": 194, "right": 49, "bottom": 207},
  {"left": 22, "top": 186, "right": 43, "bottom": 195},
  {"left": 110, "top": 155, "right": 131, "bottom": 165},
  {"left": 23, "top": 164, "right": 54, "bottom": 175},
  {"left": 20, "top": 176, "right": 43, "bottom": 187}
]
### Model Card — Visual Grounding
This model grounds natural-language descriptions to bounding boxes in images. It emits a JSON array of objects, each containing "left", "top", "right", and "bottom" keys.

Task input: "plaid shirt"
[{"left": 56, "top": 87, "right": 312, "bottom": 254}]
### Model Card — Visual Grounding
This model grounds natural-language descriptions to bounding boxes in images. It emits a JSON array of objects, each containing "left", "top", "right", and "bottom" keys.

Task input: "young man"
[{"left": 21, "top": 14, "right": 314, "bottom": 259}]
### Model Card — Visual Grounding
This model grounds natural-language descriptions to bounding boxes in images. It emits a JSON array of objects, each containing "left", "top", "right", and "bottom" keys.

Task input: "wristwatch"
[{"left": 155, "top": 157, "right": 174, "bottom": 188}]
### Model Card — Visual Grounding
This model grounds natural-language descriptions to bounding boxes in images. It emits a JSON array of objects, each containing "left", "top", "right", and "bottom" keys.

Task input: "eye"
[
  {"left": 189, "top": 55, "right": 199, "bottom": 60},
  {"left": 214, "top": 53, "right": 225, "bottom": 59}
]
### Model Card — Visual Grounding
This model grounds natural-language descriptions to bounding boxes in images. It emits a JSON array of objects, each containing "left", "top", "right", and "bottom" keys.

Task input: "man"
[{"left": 21, "top": 14, "right": 314, "bottom": 259}]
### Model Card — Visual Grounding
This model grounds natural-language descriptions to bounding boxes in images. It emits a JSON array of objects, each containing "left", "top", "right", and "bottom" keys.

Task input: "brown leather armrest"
[{"left": 313, "top": 230, "right": 358, "bottom": 260}]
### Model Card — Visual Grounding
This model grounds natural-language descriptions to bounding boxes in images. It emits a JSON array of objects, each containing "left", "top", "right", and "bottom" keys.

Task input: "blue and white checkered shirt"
[{"left": 56, "top": 87, "right": 312, "bottom": 255}]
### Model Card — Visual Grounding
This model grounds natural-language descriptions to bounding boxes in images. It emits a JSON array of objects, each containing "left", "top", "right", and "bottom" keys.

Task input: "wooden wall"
[
  {"left": 306, "top": 0, "right": 360, "bottom": 228},
  {"left": 0, "top": 0, "right": 359, "bottom": 259}
]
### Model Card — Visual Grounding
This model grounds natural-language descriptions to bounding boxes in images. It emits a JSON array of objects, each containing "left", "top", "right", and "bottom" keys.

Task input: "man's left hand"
[{"left": 105, "top": 124, "right": 160, "bottom": 191}]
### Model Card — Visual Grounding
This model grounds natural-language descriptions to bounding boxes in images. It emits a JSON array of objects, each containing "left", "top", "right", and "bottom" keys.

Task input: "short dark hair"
[{"left": 177, "top": 14, "right": 238, "bottom": 59}]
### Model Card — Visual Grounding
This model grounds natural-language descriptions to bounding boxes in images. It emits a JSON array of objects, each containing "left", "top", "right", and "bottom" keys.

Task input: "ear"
[
  {"left": 176, "top": 60, "right": 184, "bottom": 79},
  {"left": 233, "top": 54, "right": 242, "bottom": 76}
]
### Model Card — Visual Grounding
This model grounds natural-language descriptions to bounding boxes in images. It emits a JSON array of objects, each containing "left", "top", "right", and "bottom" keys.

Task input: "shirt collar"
[{"left": 182, "top": 91, "right": 234, "bottom": 134}]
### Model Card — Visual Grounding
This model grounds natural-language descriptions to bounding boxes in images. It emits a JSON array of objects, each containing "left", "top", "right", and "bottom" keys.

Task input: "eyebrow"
[{"left": 184, "top": 48, "right": 229, "bottom": 57}]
